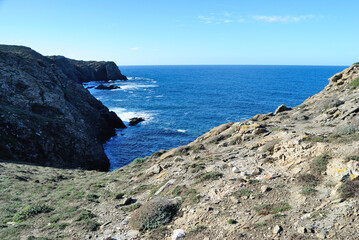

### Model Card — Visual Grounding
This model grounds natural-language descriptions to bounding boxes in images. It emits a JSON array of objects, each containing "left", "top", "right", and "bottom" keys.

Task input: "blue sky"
[{"left": 0, "top": 0, "right": 358, "bottom": 65}]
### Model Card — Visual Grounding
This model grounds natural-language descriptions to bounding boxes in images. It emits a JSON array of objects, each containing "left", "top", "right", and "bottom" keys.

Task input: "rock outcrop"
[
  {"left": 0, "top": 45, "right": 126, "bottom": 171},
  {"left": 49, "top": 56, "right": 127, "bottom": 83}
]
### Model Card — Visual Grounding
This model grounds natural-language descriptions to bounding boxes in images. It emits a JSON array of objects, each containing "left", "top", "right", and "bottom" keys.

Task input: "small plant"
[
  {"left": 197, "top": 171, "right": 223, "bottom": 182},
  {"left": 300, "top": 187, "right": 317, "bottom": 195},
  {"left": 13, "top": 205, "right": 53, "bottom": 222},
  {"left": 350, "top": 77, "right": 359, "bottom": 89},
  {"left": 253, "top": 202, "right": 291, "bottom": 215},
  {"left": 172, "top": 185, "right": 186, "bottom": 197},
  {"left": 312, "top": 154, "right": 331, "bottom": 175},
  {"left": 189, "top": 225, "right": 207, "bottom": 233},
  {"left": 255, "top": 222, "right": 267, "bottom": 227},
  {"left": 133, "top": 158, "right": 146, "bottom": 164},
  {"left": 129, "top": 197, "right": 180, "bottom": 230},
  {"left": 345, "top": 155, "right": 359, "bottom": 161},
  {"left": 339, "top": 178, "right": 359, "bottom": 199},
  {"left": 311, "top": 210, "right": 327, "bottom": 220},
  {"left": 227, "top": 218, "right": 237, "bottom": 224},
  {"left": 76, "top": 210, "right": 96, "bottom": 221},
  {"left": 190, "top": 163, "right": 205, "bottom": 173},
  {"left": 121, "top": 202, "right": 142, "bottom": 212},
  {"left": 261, "top": 139, "right": 281, "bottom": 153},
  {"left": 87, "top": 193, "right": 100, "bottom": 203},
  {"left": 297, "top": 174, "right": 320, "bottom": 187}
]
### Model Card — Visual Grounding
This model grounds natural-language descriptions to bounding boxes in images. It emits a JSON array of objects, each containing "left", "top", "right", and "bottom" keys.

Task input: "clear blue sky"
[{"left": 0, "top": 0, "right": 358, "bottom": 65}]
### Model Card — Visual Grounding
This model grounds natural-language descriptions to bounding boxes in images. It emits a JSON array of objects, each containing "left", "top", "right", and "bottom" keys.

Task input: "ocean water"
[{"left": 84, "top": 65, "right": 346, "bottom": 170}]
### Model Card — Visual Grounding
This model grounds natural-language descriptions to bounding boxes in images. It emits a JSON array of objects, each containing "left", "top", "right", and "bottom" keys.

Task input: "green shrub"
[
  {"left": 297, "top": 174, "right": 320, "bottom": 187},
  {"left": 133, "top": 158, "right": 146, "bottom": 164},
  {"left": 300, "top": 187, "right": 317, "bottom": 195},
  {"left": 339, "top": 178, "right": 359, "bottom": 199},
  {"left": 13, "top": 205, "right": 53, "bottom": 222},
  {"left": 312, "top": 154, "right": 331, "bottom": 175},
  {"left": 350, "top": 77, "right": 359, "bottom": 89},
  {"left": 253, "top": 202, "right": 291, "bottom": 215},
  {"left": 129, "top": 197, "right": 180, "bottom": 230},
  {"left": 76, "top": 210, "right": 96, "bottom": 221},
  {"left": 197, "top": 171, "right": 223, "bottom": 182},
  {"left": 87, "top": 193, "right": 99, "bottom": 203},
  {"left": 227, "top": 218, "right": 237, "bottom": 224},
  {"left": 121, "top": 202, "right": 142, "bottom": 212},
  {"left": 345, "top": 155, "right": 359, "bottom": 161}
]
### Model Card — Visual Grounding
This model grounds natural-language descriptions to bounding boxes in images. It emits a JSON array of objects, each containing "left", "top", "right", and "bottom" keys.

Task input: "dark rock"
[
  {"left": 48, "top": 56, "right": 127, "bottom": 83},
  {"left": 0, "top": 44, "right": 126, "bottom": 171},
  {"left": 95, "top": 84, "right": 121, "bottom": 90},
  {"left": 274, "top": 104, "right": 292, "bottom": 115},
  {"left": 129, "top": 117, "right": 145, "bottom": 126}
]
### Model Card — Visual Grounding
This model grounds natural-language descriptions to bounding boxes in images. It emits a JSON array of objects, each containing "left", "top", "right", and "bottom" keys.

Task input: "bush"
[
  {"left": 133, "top": 158, "right": 146, "bottom": 164},
  {"left": 13, "top": 205, "right": 53, "bottom": 222},
  {"left": 253, "top": 202, "right": 291, "bottom": 215},
  {"left": 76, "top": 210, "right": 96, "bottom": 221},
  {"left": 129, "top": 197, "right": 180, "bottom": 230},
  {"left": 197, "top": 171, "right": 223, "bottom": 182},
  {"left": 350, "top": 77, "right": 359, "bottom": 89},
  {"left": 345, "top": 155, "right": 359, "bottom": 161},
  {"left": 311, "top": 154, "right": 331, "bottom": 175},
  {"left": 339, "top": 178, "right": 359, "bottom": 199},
  {"left": 227, "top": 218, "right": 237, "bottom": 224},
  {"left": 297, "top": 174, "right": 320, "bottom": 187}
]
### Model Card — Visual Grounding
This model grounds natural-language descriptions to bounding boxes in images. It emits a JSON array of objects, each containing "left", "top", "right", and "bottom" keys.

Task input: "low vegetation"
[
  {"left": 350, "top": 77, "right": 359, "bottom": 89},
  {"left": 253, "top": 202, "right": 291, "bottom": 215},
  {"left": 129, "top": 197, "right": 180, "bottom": 230}
]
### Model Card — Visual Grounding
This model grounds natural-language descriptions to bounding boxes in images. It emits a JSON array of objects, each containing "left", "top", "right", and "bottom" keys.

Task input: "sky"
[{"left": 0, "top": 0, "right": 358, "bottom": 65}]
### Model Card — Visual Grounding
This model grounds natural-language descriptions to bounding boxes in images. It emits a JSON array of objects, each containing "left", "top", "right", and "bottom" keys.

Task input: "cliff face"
[
  {"left": 49, "top": 56, "right": 127, "bottom": 83},
  {"left": 0, "top": 45, "right": 126, "bottom": 171}
]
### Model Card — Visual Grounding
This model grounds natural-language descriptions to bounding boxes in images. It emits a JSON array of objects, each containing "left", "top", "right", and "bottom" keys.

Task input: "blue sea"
[{"left": 84, "top": 65, "right": 346, "bottom": 170}]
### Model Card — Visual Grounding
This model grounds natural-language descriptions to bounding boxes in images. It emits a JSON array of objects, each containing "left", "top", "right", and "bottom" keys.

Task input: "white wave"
[
  {"left": 110, "top": 107, "right": 156, "bottom": 124},
  {"left": 119, "top": 84, "right": 158, "bottom": 91},
  {"left": 155, "top": 95, "right": 163, "bottom": 98},
  {"left": 177, "top": 129, "right": 187, "bottom": 133}
]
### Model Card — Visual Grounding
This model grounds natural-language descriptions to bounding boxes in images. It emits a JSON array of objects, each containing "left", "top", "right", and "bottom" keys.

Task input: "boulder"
[
  {"left": 95, "top": 84, "right": 121, "bottom": 90},
  {"left": 274, "top": 104, "right": 291, "bottom": 115},
  {"left": 129, "top": 117, "right": 145, "bottom": 126}
]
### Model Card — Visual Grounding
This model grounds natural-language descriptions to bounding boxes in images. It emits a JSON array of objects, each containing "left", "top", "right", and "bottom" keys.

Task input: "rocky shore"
[
  {"left": 0, "top": 45, "right": 126, "bottom": 171},
  {"left": 1, "top": 58, "right": 359, "bottom": 239}
]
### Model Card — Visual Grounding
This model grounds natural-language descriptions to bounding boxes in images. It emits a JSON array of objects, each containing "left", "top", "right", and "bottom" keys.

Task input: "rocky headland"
[
  {"left": 1, "top": 57, "right": 359, "bottom": 240},
  {"left": 0, "top": 45, "right": 126, "bottom": 171}
]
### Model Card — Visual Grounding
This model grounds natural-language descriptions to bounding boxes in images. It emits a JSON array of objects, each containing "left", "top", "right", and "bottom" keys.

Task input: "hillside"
[
  {"left": 0, "top": 45, "right": 126, "bottom": 170},
  {"left": 1, "top": 64, "right": 359, "bottom": 239}
]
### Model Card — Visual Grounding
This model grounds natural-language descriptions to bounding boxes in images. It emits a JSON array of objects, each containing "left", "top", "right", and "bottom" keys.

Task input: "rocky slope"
[
  {"left": 1, "top": 63, "right": 359, "bottom": 240},
  {"left": 0, "top": 45, "right": 126, "bottom": 171}
]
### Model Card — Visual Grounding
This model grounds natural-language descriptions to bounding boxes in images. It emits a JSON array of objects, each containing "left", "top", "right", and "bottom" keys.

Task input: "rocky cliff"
[
  {"left": 1, "top": 63, "right": 359, "bottom": 240},
  {"left": 49, "top": 56, "right": 127, "bottom": 83},
  {"left": 0, "top": 45, "right": 126, "bottom": 171}
]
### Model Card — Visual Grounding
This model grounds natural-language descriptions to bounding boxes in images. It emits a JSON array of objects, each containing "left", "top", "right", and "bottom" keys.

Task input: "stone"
[
  {"left": 261, "top": 185, "right": 271, "bottom": 193},
  {"left": 120, "top": 197, "right": 133, "bottom": 206},
  {"left": 95, "top": 84, "right": 121, "bottom": 90},
  {"left": 155, "top": 179, "right": 176, "bottom": 195},
  {"left": 297, "top": 227, "right": 307, "bottom": 234},
  {"left": 274, "top": 104, "right": 291, "bottom": 115},
  {"left": 232, "top": 167, "right": 241, "bottom": 173},
  {"left": 316, "top": 230, "right": 328, "bottom": 239},
  {"left": 127, "top": 229, "right": 139, "bottom": 239},
  {"left": 146, "top": 164, "right": 163, "bottom": 175},
  {"left": 172, "top": 229, "right": 186, "bottom": 240},
  {"left": 272, "top": 225, "right": 282, "bottom": 234},
  {"left": 129, "top": 117, "right": 145, "bottom": 126}
]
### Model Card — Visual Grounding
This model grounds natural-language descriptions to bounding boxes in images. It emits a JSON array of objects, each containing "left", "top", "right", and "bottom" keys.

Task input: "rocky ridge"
[
  {"left": 0, "top": 45, "right": 126, "bottom": 171},
  {"left": 1, "top": 63, "right": 359, "bottom": 239}
]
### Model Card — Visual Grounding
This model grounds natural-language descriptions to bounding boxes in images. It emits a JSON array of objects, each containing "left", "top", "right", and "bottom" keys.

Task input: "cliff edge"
[{"left": 0, "top": 45, "right": 126, "bottom": 171}]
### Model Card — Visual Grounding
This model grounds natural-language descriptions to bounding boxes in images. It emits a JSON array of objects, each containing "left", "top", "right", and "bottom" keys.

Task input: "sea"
[{"left": 84, "top": 65, "right": 347, "bottom": 170}]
